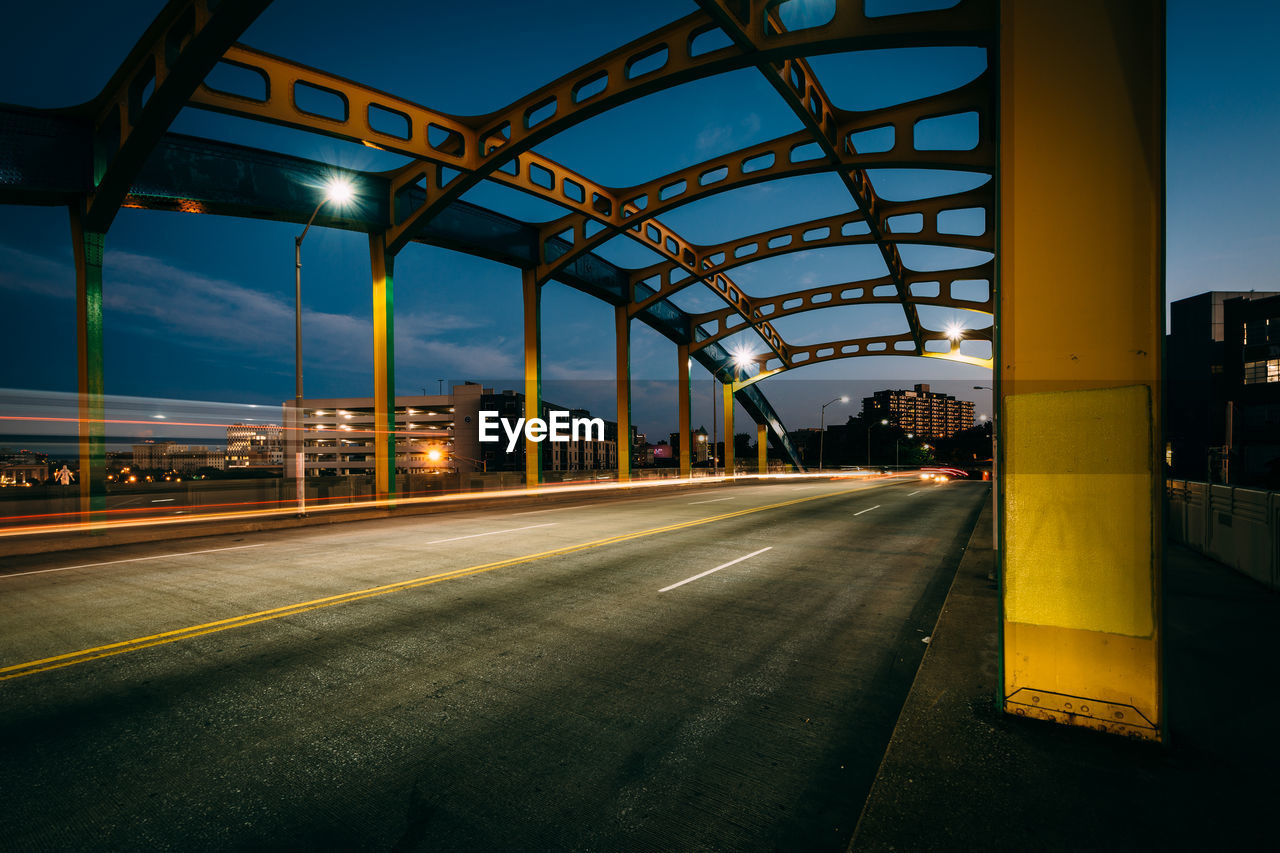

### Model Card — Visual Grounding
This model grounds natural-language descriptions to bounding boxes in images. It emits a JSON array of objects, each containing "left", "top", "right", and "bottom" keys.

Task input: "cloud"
[
  {"left": 0, "top": 243, "right": 521, "bottom": 378},
  {"left": 694, "top": 113, "right": 764, "bottom": 155},
  {"left": 0, "top": 244, "right": 72, "bottom": 299}
]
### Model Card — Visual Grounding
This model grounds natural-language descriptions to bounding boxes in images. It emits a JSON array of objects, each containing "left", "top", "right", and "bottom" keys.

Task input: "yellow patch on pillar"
[{"left": 1004, "top": 385, "right": 1155, "bottom": 638}]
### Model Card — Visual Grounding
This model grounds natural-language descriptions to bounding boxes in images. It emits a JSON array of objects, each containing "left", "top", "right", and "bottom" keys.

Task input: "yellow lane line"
[{"left": 1, "top": 485, "right": 874, "bottom": 682}]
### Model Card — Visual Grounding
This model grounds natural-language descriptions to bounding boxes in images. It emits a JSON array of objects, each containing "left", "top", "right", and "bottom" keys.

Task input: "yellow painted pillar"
[
  {"left": 999, "top": 0, "right": 1164, "bottom": 740},
  {"left": 757, "top": 423, "right": 767, "bottom": 475},
  {"left": 722, "top": 383, "right": 734, "bottom": 477},
  {"left": 70, "top": 211, "right": 106, "bottom": 523},
  {"left": 522, "top": 269, "right": 542, "bottom": 488},
  {"left": 677, "top": 343, "right": 692, "bottom": 478},
  {"left": 615, "top": 305, "right": 631, "bottom": 483},
  {"left": 369, "top": 233, "right": 396, "bottom": 503}
]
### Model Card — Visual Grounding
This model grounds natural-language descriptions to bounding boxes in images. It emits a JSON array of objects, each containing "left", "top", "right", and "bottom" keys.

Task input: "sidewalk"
[{"left": 852, "top": 505, "right": 1278, "bottom": 851}]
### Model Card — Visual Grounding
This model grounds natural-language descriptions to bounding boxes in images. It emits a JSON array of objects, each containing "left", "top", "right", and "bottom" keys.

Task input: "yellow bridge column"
[
  {"left": 757, "top": 423, "right": 767, "bottom": 475},
  {"left": 615, "top": 305, "right": 631, "bottom": 483},
  {"left": 522, "top": 269, "right": 542, "bottom": 489},
  {"left": 722, "top": 382, "right": 734, "bottom": 477},
  {"left": 999, "top": 0, "right": 1164, "bottom": 740},
  {"left": 677, "top": 343, "right": 692, "bottom": 479},
  {"left": 369, "top": 233, "right": 396, "bottom": 504},
  {"left": 70, "top": 211, "right": 106, "bottom": 523}
]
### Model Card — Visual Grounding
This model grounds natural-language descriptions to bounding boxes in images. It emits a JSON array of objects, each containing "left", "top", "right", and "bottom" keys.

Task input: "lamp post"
[
  {"left": 896, "top": 432, "right": 914, "bottom": 469},
  {"left": 711, "top": 376, "right": 717, "bottom": 476},
  {"left": 975, "top": 385, "right": 997, "bottom": 549},
  {"left": 869, "top": 418, "right": 889, "bottom": 467},
  {"left": 293, "top": 177, "right": 353, "bottom": 515},
  {"left": 726, "top": 349, "right": 754, "bottom": 478},
  {"left": 819, "top": 395, "right": 849, "bottom": 472}
]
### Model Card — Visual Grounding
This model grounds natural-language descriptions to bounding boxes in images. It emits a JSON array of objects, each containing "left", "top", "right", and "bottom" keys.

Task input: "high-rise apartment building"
[{"left": 861, "top": 384, "right": 974, "bottom": 439}]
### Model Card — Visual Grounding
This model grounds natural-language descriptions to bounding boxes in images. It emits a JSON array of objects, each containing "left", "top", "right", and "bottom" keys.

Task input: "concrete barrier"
[{"left": 1167, "top": 480, "right": 1279, "bottom": 590}]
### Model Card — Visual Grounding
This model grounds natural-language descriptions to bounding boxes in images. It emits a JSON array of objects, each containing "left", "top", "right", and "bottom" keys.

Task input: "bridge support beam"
[
  {"left": 677, "top": 343, "right": 692, "bottom": 479},
  {"left": 369, "top": 234, "right": 396, "bottom": 504},
  {"left": 998, "top": 0, "right": 1164, "bottom": 740},
  {"left": 70, "top": 211, "right": 106, "bottom": 522},
  {"left": 722, "top": 383, "right": 734, "bottom": 477},
  {"left": 757, "top": 424, "right": 767, "bottom": 475},
  {"left": 615, "top": 306, "right": 631, "bottom": 483},
  {"left": 522, "top": 269, "right": 542, "bottom": 488}
]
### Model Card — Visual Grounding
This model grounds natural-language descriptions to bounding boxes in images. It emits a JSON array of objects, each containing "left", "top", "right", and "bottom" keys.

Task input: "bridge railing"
[{"left": 1166, "top": 480, "right": 1280, "bottom": 590}]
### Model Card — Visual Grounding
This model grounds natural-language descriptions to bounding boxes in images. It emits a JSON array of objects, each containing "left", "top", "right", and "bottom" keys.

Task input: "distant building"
[
  {"left": 861, "top": 384, "right": 973, "bottom": 440},
  {"left": 133, "top": 441, "right": 225, "bottom": 473},
  {"left": 0, "top": 462, "right": 46, "bottom": 485},
  {"left": 668, "top": 426, "right": 711, "bottom": 464},
  {"left": 1167, "top": 290, "right": 1280, "bottom": 484},
  {"left": 473, "top": 391, "right": 618, "bottom": 474},
  {"left": 284, "top": 388, "right": 463, "bottom": 478},
  {"left": 0, "top": 449, "right": 48, "bottom": 485},
  {"left": 227, "top": 423, "right": 284, "bottom": 468},
  {"left": 284, "top": 384, "right": 618, "bottom": 477},
  {"left": 632, "top": 430, "right": 651, "bottom": 467},
  {"left": 168, "top": 448, "right": 226, "bottom": 473}
]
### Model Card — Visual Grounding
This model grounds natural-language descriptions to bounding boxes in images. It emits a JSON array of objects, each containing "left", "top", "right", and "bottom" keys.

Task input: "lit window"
[{"left": 1242, "top": 359, "right": 1280, "bottom": 384}]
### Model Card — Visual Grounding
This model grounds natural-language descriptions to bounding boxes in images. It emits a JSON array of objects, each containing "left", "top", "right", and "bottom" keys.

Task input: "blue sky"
[{"left": 0, "top": 0, "right": 1276, "bottom": 446}]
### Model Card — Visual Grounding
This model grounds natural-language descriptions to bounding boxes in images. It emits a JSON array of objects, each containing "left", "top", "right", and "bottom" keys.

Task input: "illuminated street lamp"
[
  {"left": 896, "top": 432, "right": 914, "bottom": 469},
  {"left": 868, "top": 417, "right": 889, "bottom": 467},
  {"left": 818, "top": 395, "right": 849, "bottom": 472},
  {"left": 293, "top": 177, "right": 353, "bottom": 515},
  {"left": 945, "top": 321, "right": 966, "bottom": 342}
]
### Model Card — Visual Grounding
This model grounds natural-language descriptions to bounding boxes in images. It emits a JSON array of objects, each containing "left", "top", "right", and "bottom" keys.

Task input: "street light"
[
  {"left": 293, "top": 176, "right": 353, "bottom": 515},
  {"left": 974, "top": 385, "right": 997, "bottom": 550},
  {"left": 868, "top": 417, "right": 889, "bottom": 467},
  {"left": 731, "top": 347, "right": 755, "bottom": 372},
  {"left": 818, "top": 395, "right": 849, "bottom": 472},
  {"left": 896, "top": 432, "right": 914, "bottom": 469}
]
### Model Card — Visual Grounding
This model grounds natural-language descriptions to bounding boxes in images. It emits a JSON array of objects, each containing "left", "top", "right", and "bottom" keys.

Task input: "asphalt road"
[{"left": 0, "top": 477, "right": 987, "bottom": 852}]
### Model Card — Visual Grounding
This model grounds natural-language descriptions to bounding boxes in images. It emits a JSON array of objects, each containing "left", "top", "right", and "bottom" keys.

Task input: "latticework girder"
[
  {"left": 180, "top": 1, "right": 996, "bottom": 376},
  {"left": 1, "top": 0, "right": 1002, "bottom": 472}
]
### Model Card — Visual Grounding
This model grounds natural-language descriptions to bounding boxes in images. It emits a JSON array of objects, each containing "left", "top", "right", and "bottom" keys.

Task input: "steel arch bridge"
[
  {"left": 0, "top": 1, "right": 1168, "bottom": 742},
  {"left": 0, "top": 0, "right": 995, "bottom": 484}
]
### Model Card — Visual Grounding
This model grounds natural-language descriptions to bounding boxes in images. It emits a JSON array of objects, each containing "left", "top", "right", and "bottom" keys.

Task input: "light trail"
[{"left": 0, "top": 471, "right": 909, "bottom": 538}]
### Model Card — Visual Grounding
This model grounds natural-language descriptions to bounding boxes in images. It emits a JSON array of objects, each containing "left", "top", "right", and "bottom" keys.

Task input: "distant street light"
[
  {"left": 896, "top": 432, "right": 914, "bottom": 469},
  {"left": 973, "top": 384, "right": 997, "bottom": 549},
  {"left": 869, "top": 417, "right": 889, "bottom": 467},
  {"left": 293, "top": 176, "right": 354, "bottom": 515},
  {"left": 946, "top": 322, "right": 966, "bottom": 342},
  {"left": 819, "top": 395, "right": 849, "bottom": 472}
]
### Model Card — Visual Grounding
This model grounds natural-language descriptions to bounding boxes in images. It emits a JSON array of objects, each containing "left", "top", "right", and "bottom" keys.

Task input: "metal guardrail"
[{"left": 1167, "top": 480, "right": 1280, "bottom": 590}]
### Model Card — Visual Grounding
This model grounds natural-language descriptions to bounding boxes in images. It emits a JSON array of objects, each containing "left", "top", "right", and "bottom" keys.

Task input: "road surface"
[{"left": 0, "top": 477, "right": 987, "bottom": 851}]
